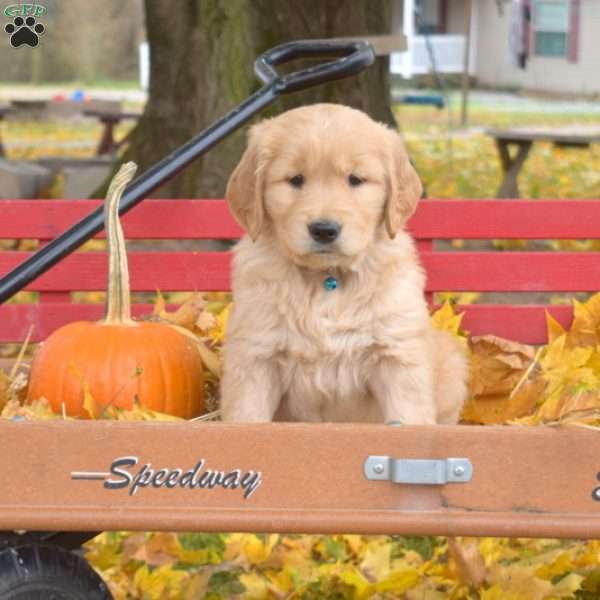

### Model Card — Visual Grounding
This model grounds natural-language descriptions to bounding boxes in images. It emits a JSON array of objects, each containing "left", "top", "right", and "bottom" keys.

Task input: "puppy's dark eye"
[
  {"left": 348, "top": 174, "right": 364, "bottom": 187},
  {"left": 288, "top": 174, "right": 305, "bottom": 188}
]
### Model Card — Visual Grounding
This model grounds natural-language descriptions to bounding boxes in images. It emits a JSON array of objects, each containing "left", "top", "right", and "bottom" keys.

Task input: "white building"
[{"left": 392, "top": 0, "right": 598, "bottom": 96}]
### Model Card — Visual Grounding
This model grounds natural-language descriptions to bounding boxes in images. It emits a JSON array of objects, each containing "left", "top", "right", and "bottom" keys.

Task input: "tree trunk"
[{"left": 120, "top": 0, "right": 394, "bottom": 199}]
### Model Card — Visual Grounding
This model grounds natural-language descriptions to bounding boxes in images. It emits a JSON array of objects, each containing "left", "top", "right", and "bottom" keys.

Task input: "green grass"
[
  {"left": 0, "top": 79, "right": 141, "bottom": 91},
  {"left": 2, "top": 97, "right": 600, "bottom": 200},
  {"left": 393, "top": 103, "right": 600, "bottom": 199}
]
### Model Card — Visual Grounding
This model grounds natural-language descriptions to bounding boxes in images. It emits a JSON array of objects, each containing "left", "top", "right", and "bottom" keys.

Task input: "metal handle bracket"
[{"left": 364, "top": 456, "right": 472, "bottom": 485}]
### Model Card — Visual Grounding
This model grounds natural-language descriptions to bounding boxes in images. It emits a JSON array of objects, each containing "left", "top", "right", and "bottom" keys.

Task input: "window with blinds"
[{"left": 533, "top": 0, "right": 570, "bottom": 57}]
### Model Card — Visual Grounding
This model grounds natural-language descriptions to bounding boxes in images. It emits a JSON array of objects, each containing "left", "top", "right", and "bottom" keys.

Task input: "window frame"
[{"left": 532, "top": 0, "right": 571, "bottom": 59}]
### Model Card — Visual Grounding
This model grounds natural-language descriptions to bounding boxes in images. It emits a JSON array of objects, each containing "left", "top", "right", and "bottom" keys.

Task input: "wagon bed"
[{"left": 1, "top": 197, "right": 600, "bottom": 539}]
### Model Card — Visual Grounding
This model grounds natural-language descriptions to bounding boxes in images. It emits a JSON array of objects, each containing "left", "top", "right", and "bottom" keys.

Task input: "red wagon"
[{"left": 1, "top": 40, "right": 600, "bottom": 598}]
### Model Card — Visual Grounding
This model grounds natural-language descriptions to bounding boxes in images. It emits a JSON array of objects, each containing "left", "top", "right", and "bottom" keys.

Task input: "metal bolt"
[
  {"left": 373, "top": 463, "right": 385, "bottom": 474},
  {"left": 453, "top": 465, "right": 465, "bottom": 477}
]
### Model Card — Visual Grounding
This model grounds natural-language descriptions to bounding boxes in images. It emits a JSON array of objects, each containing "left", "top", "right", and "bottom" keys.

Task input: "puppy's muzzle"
[{"left": 308, "top": 220, "right": 342, "bottom": 245}]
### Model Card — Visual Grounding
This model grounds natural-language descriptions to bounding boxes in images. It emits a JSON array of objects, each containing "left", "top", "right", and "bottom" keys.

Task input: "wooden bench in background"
[
  {"left": 488, "top": 126, "right": 600, "bottom": 198},
  {"left": 83, "top": 109, "right": 141, "bottom": 156},
  {"left": 1, "top": 197, "right": 600, "bottom": 539}
]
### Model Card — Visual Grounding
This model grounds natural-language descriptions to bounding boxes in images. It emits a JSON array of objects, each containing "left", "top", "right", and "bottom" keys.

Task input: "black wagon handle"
[
  {"left": 0, "top": 39, "right": 375, "bottom": 305},
  {"left": 255, "top": 39, "right": 375, "bottom": 93}
]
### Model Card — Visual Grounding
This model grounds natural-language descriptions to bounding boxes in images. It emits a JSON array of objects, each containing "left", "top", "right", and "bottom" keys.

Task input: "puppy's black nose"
[{"left": 308, "top": 220, "right": 341, "bottom": 244}]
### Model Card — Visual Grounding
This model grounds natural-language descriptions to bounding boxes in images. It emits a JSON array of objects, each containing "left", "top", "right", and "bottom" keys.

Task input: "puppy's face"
[{"left": 226, "top": 104, "right": 422, "bottom": 270}]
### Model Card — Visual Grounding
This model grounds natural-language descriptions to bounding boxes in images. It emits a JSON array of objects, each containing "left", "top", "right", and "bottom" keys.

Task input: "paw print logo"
[{"left": 4, "top": 16, "right": 45, "bottom": 48}]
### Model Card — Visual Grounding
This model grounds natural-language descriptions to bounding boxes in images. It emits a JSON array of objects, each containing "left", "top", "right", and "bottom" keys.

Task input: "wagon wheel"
[{"left": 0, "top": 533, "right": 112, "bottom": 600}]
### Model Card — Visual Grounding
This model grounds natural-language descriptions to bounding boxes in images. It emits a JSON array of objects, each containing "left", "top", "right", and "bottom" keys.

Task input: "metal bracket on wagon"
[{"left": 364, "top": 456, "right": 473, "bottom": 485}]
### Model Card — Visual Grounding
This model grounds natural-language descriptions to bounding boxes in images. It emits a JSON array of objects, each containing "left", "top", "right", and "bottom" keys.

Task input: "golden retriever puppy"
[{"left": 220, "top": 103, "right": 467, "bottom": 424}]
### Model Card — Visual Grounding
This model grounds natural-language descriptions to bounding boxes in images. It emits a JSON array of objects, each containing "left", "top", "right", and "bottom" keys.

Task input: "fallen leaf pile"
[
  {"left": 82, "top": 532, "right": 600, "bottom": 599},
  {"left": 447, "top": 292, "right": 600, "bottom": 428},
  {"left": 5, "top": 291, "right": 600, "bottom": 598}
]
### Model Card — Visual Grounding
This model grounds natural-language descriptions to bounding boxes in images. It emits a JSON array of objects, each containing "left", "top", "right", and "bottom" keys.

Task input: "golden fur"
[{"left": 220, "top": 104, "right": 467, "bottom": 424}]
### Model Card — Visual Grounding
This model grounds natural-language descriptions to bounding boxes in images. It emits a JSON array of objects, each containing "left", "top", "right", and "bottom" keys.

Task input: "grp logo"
[{"left": 4, "top": 3, "right": 46, "bottom": 48}]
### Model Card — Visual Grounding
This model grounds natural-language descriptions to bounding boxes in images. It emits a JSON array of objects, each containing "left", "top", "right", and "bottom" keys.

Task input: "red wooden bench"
[
  {"left": 2, "top": 198, "right": 598, "bottom": 344},
  {"left": 1, "top": 197, "right": 600, "bottom": 541}
]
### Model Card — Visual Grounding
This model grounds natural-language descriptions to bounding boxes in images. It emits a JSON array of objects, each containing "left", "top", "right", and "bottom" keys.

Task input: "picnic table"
[
  {"left": 487, "top": 126, "right": 600, "bottom": 198},
  {"left": 3, "top": 100, "right": 139, "bottom": 157},
  {"left": 83, "top": 109, "right": 140, "bottom": 156}
]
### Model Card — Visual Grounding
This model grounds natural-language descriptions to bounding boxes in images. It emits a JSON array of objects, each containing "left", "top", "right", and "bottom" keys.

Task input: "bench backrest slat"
[
  {"left": 1, "top": 251, "right": 599, "bottom": 293},
  {"left": 2, "top": 199, "right": 600, "bottom": 239},
  {"left": 2, "top": 198, "right": 600, "bottom": 344},
  {"left": 2, "top": 302, "right": 575, "bottom": 346}
]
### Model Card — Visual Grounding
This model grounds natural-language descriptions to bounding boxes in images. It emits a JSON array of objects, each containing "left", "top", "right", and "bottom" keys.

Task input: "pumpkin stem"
[{"left": 102, "top": 162, "right": 138, "bottom": 326}]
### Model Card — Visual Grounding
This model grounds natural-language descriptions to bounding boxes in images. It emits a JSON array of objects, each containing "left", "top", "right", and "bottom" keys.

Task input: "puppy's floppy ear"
[
  {"left": 384, "top": 133, "right": 423, "bottom": 239},
  {"left": 225, "top": 128, "right": 265, "bottom": 242}
]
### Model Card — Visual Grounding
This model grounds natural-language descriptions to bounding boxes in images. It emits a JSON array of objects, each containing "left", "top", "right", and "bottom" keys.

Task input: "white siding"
[{"left": 475, "top": 0, "right": 600, "bottom": 94}]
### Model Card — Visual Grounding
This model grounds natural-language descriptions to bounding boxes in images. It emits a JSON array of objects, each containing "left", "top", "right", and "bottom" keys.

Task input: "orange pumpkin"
[{"left": 27, "top": 163, "right": 204, "bottom": 418}]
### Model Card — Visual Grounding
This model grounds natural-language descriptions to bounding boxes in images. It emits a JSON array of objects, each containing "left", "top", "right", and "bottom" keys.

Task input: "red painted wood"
[
  {"left": 0, "top": 252, "right": 232, "bottom": 292},
  {"left": 0, "top": 303, "right": 575, "bottom": 344},
  {"left": 0, "top": 200, "right": 242, "bottom": 240},
  {"left": 422, "top": 252, "right": 600, "bottom": 292},
  {"left": 460, "top": 304, "right": 573, "bottom": 344},
  {"left": 408, "top": 200, "right": 600, "bottom": 239},
  {"left": 0, "top": 303, "right": 158, "bottom": 342},
  {"left": 3, "top": 199, "right": 600, "bottom": 240},
  {"left": 1, "top": 251, "right": 599, "bottom": 293},
  {"left": 2, "top": 198, "right": 599, "bottom": 343},
  {"left": 38, "top": 238, "right": 72, "bottom": 306}
]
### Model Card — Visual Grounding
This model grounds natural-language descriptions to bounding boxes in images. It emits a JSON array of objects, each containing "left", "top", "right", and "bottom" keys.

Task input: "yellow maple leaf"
[
  {"left": 360, "top": 540, "right": 391, "bottom": 581},
  {"left": 152, "top": 291, "right": 210, "bottom": 333},
  {"left": 166, "top": 323, "right": 220, "bottom": 378},
  {"left": 538, "top": 337, "right": 598, "bottom": 418},
  {"left": 486, "top": 564, "right": 552, "bottom": 600},
  {"left": 567, "top": 293, "right": 600, "bottom": 348},
  {"left": 545, "top": 310, "right": 566, "bottom": 343},
  {"left": 67, "top": 363, "right": 99, "bottom": 419},
  {"left": 480, "top": 585, "right": 527, "bottom": 600},
  {"left": 374, "top": 568, "right": 420, "bottom": 594},
  {"left": 240, "top": 533, "right": 279, "bottom": 566},
  {"left": 266, "top": 564, "right": 296, "bottom": 594},
  {"left": 430, "top": 301, "right": 465, "bottom": 336},
  {"left": 534, "top": 549, "right": 574, "bottom": 580},
  {"left": 105, "top": 400, "right": 182, "bottom": 422},
  {"left": 342, "top": 534, "right": 363, "bottom": 556},
  {"left": 552, "top": 572, "right": 584, "bottom": 596},
  {"left": 338, "top": 565, "right": 373, "bottom": 599},
  {"left": 84, "top": 532, "right": 124, "bottom": 572},
  {"left": 134, "top": 563, "right": 189, "bottom": 600},
  {"left": 132, "top": 532, "right": 181, "bottom": 567},
  {"left": 82, "top": 381, "right": 99, "bottom": 419},
  {"left": 464, "top": 335, "right": 540, "bottom": 424},
  {"left": 0, "top": 370, "right": 10, "bottom": 412},
  {"left": 208, "top": 302, "right": 232, "bottom": 343},
  {"left": 239, "top": 572, "right": 269, "bottom": 597}
]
